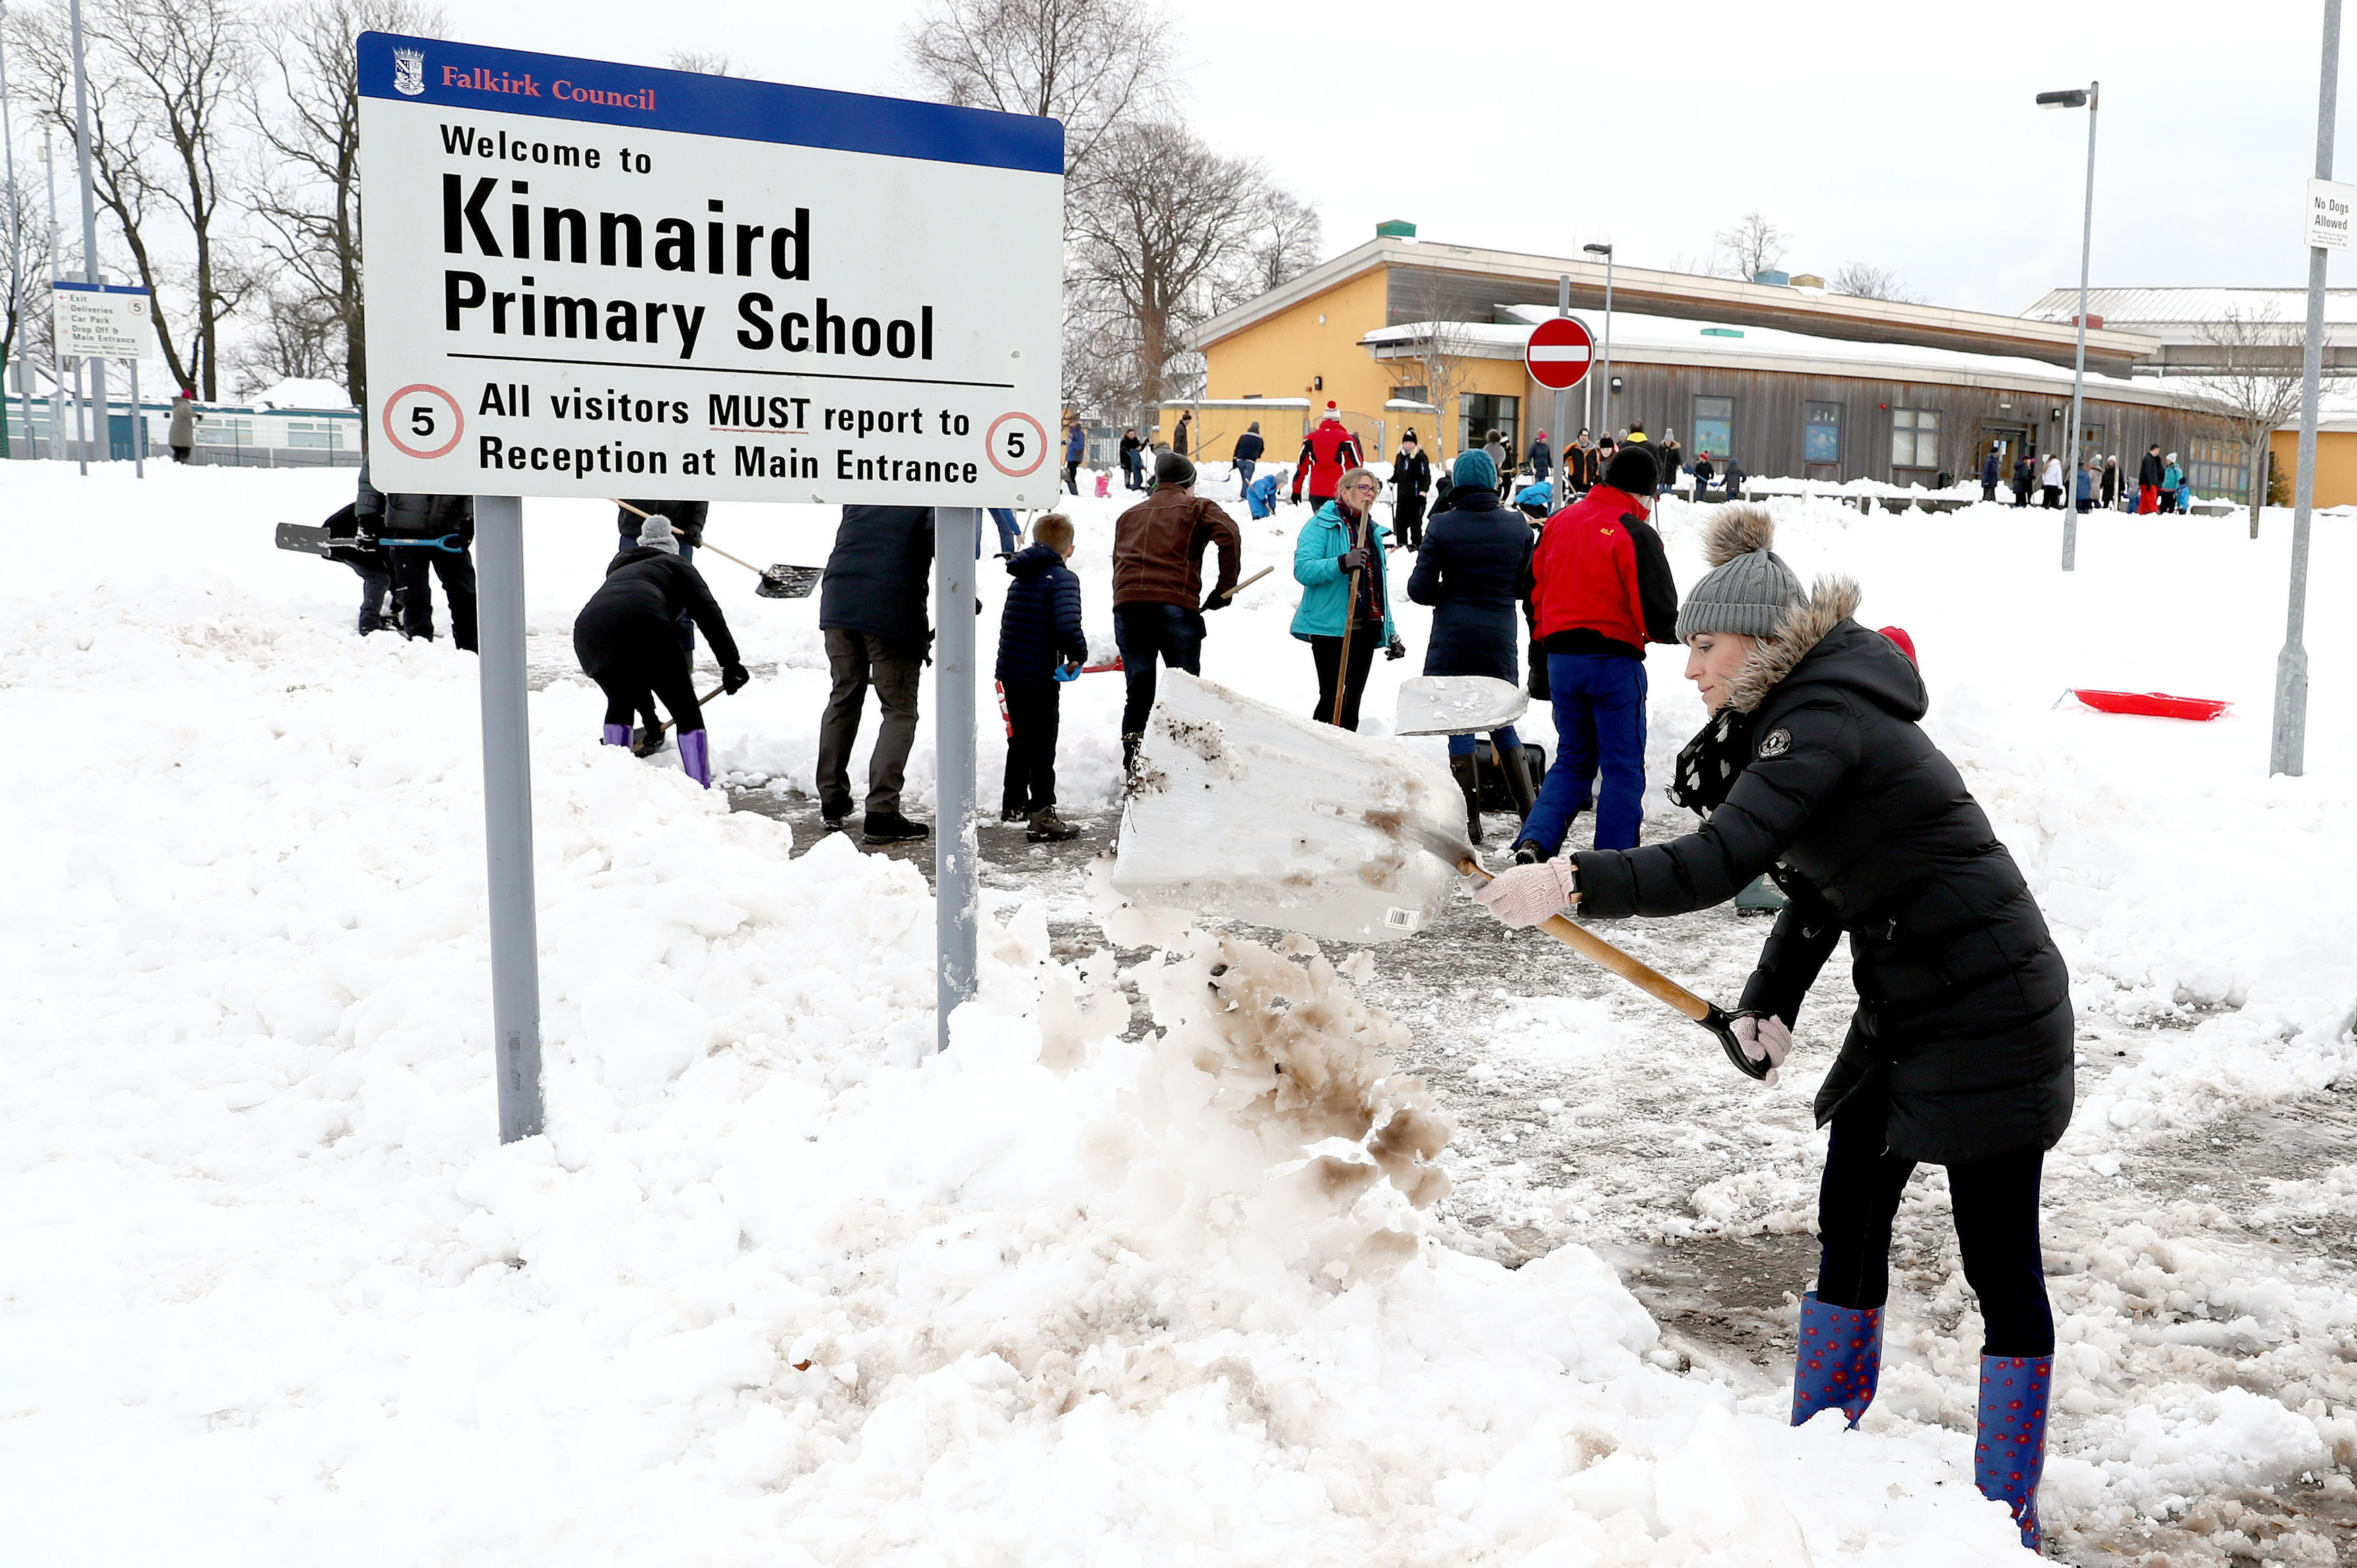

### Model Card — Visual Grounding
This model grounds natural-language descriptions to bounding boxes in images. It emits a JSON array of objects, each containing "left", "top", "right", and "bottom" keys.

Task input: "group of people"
[
  {"left": 1993, "top": 441, "right": 2196, "bottom": 514},
  {"left": 302, "top": 417, "right": 2072, "bottom": 1547}
]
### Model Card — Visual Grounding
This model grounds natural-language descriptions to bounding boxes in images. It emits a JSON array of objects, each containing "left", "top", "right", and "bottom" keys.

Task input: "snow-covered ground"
[{"left": 1, "top": 459, "right": 2351, "bottom": 1563}]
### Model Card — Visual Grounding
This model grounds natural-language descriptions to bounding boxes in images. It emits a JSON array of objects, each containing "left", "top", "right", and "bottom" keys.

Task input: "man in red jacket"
[
  {"left": 1289, "top": 402, "right": 1363, "bottom": 507},
  {"left": 1513, "top": 444, "right": 1679, "bottom": 862}
]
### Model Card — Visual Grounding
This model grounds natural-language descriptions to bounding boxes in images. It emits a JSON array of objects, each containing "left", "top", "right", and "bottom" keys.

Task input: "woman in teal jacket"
[{"left": 1291, "top": 467, "right": 1401, "bottom": 730}]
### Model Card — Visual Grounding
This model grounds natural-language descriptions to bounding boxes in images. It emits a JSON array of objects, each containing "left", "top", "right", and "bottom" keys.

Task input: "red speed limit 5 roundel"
[{"left": 987, "top": 412, "right": 1049, "bottom": 477}]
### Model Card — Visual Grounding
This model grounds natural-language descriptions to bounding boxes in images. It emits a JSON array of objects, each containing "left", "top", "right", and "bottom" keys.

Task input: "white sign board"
[
  {"left": 358, "top": 33, "right": 1065, "bottom": 503},
  {"left": 51, "top": 282, "right": 154, "bottom": 361},
  {"left": 2306, "top": 178, "right": 2357, "bottom": 250}
]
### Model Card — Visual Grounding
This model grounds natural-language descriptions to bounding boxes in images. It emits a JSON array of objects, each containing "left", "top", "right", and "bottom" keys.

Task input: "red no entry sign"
[{"left": 1525, "top": 316, "right": 1595, "bottom": 390}]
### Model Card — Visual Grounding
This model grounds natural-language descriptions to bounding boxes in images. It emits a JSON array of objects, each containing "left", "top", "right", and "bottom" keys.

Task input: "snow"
[
  {"left": 244, "top": 377, "right": 358, "bottom": 411},
  {"left": 1, "top": 458, "right": 2352, "bottom": 1562}
]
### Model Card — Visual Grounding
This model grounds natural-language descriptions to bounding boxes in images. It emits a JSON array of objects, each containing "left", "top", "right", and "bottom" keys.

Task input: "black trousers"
[
  {"left": 1981, "top": 483, "right": 1997, "bottom": 502},
  {"left": 1395, "top": 493, "right": 1427, "bottom": 548},
  {"left": 1001, "top": 679, "right": 1061, "bottom": 815},
  {"left": 2041, "top": 485, "right": 2063, "bottom": 509},
  {"left": 1814, "top": 1110, "right": 2055, "bottom": 1357},
  {"left": 1113, "top": 603, "right": 1205, "bottom": 736},
  {"left": 391, "top": 546, "right": 478, "bottom": 650},
  {"left": 1308, "top": 627, "right": 1379, "bottom": 730},
  {"left": 575, "top": 612, "right": 704, "bottom": 735}
]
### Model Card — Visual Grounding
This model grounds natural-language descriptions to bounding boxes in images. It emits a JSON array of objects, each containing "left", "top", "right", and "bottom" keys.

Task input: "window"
[
  {"left": 1458, "top": 393, "right": 1518, "bottom": 458},
  {"left": 286, "top": 420, "right": 345, "bottom": 450},
  {"left": 1691, "top": 396, "right": 1733, "bottom": 460},
  {"left": 1803, "top": 401, "right": 1841, "bottom": 463},
  {"left": 1890, "top": 408, "right": 1939, "bottom": 469},
  {"left": 197, "top": 415, "right": 253, "bottom": 446},
  {"left": 2187, "top": 435, "right": 2249, "bottom": 503},
  {"left": 1389, "top": 384, "right": 1428, "bottom": 405}
]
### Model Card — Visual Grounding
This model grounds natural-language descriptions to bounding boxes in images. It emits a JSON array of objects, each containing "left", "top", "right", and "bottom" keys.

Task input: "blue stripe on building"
[{"left": 358, "top": 32, "right": 1063, "bottom": 175}]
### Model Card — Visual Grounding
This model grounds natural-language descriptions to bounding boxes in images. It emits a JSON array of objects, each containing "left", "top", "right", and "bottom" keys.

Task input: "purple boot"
[
  {"left": 678, "top": 728, "right": 711, "bottom": 788},
  {"left": 602, "top": 723, "right": 631, "bottom": 747},
  {"left": 1976, "top": 1355, "right": 2051, "bottom": 1550},
  {"left": 1791, "top": 1292, "right": 1884, "bottom": 1427}
]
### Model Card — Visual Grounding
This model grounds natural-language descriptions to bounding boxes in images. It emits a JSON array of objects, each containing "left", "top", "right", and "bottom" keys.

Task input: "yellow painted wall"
[
  {"left": 2267, "top": 428, "right": 2357, "bottom": 508},
  {"left": 1199, "top": 265, "right": 1532, "bottom": 465}
]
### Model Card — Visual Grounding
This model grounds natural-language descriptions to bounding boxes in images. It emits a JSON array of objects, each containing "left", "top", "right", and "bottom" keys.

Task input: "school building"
[{"left": 1178, "top": 229, "right": 2354, "bottom": 506}]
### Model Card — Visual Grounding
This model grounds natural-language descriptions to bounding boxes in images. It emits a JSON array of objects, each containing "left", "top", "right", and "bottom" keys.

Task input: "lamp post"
[
  {"left": 1583, "top": 242, "right": 1613, "bottom": 440},
  {"left": 2273, "top": 0, "right": 2338, "bottom": 778},
  {"left": 2037, "top": 81, "right": 2098, "bottom": 570}
]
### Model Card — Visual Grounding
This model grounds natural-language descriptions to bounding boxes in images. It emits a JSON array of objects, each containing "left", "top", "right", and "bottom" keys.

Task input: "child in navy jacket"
[{"left": 995, "top": 512, "right": 1090, "bottom": 840}]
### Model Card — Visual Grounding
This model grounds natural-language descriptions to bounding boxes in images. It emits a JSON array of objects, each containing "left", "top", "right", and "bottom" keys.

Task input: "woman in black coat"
[
  {"left": 1407, "top": 450, "right": 1538, "bottom": 842},
  {"left": 574, "top": 515, "right": 750, "bottom": 788},
  {"left": 1472, "top": 508, "right": 2071, "bottom": 1552}
]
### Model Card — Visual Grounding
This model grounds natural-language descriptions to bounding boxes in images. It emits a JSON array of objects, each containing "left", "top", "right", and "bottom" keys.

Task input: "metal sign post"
[
  {"left": 934, "top": 510, "right": 979, "bottom": 1048},
  {"left": 358, "top": 34, "right": 1063, "bottom": 1136},
  {"left": 2274, "top": 0, "right": 2341, "bottom": 778}
]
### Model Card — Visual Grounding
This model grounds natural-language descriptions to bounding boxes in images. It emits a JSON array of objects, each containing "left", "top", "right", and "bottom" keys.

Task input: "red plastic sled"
[{"left": 2068, "top": 689, "right": 2232, "bottom": 722}]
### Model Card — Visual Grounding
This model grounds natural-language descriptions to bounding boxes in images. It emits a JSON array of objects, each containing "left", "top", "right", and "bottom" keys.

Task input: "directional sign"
[
  {"left": 51, "top": 282, "right": 154, "bottom": 362},
  {"left": 357, "top": 32, "right": 1065, "bottom": 504},
  {"left": 1525, "top": 315, "right": 1594, "bottom": 390}
]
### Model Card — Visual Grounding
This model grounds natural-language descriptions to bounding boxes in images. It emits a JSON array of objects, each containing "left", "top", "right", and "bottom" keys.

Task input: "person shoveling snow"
[
  {"left": 1473, "top": 508, "right": 2075, "bottom": 1550},
  {"left": 572, "top": 512, "right": 751, "bottom": 788}
]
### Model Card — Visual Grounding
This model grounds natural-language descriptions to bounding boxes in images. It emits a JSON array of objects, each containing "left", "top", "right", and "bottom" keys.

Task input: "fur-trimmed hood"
[{"left": 1721, "top": 575, "right": 1921, "bottom": 720}]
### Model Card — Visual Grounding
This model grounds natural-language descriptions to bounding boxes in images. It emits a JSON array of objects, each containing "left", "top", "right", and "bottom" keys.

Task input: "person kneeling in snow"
[
  {"left": 572, "top": 514, "right": 750, "bottom": 788},
  {"left": 1471, "top": 508, "right": 2073, "bottom": 1553}
]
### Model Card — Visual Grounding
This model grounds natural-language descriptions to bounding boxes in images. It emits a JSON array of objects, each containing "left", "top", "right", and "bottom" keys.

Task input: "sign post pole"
[
  {"left": 935, "top": 508, "right": 979, "bottom": 1052},
  {"left": 474, "top": 493, "right": 545, "bottom": 1142},
  {"left": 2276, "top": 0, "right": 2343, "bottom": 778}
]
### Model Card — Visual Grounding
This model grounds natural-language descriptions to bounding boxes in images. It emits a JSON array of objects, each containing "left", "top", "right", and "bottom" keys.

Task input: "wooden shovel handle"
[
  {"left": 1459, "top": 857, "right": 1711, "bottom": 1023},
  {"left": 613, "top": 498, "right": 766, "bottom": 580},
  {"left": 1214, "top": 565, "right": 1273, "bottom": 603},
  {"left": 656, "top": 684, "right": 730, "bottom": 735}
]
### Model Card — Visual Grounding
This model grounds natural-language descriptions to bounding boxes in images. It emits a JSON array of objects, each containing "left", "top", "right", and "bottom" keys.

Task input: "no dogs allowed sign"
[{"left": 358, "top": 32, "right": 1064, "bottom": 504}]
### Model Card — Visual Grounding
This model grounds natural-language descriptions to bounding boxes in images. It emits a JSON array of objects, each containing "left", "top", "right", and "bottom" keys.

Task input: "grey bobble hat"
[
  {"left": 637, "top": 514, "right": 680, "bottom": 555},
  {"left": 1675, "top": 506, "right": 1804, "bottom": 640}
]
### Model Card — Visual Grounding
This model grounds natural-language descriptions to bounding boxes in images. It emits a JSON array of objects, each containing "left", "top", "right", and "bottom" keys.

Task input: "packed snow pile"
[{"left": 0, "top": 465, "right": 2065, "bottom": 1561}]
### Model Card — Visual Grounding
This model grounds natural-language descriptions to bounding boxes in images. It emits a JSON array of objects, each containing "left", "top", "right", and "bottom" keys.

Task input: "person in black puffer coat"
[
  {"left": 994, "top": 512, "right": 1089, "bottom": 840},
  {"left": 1406, "top": 453, "right": 1537, "bottom": 842},
  {"left": 1471, "top": 506, "right": 2072, "bottom": 1551},
  {"left": 613, "top": 500, "right": 712, "bottom": 749},
  {"left": 381, "top": 491, "right": 477, "bottom": 650},
  {"left": 574, "top": 513, "right": 749, "bottom": 788}
]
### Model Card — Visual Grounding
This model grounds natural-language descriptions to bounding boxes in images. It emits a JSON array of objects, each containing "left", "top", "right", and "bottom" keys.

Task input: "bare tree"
[
  {"left": 226, "top": 282, "right": 340, "bottom": 395},
  {"left": 1067, "top": 122, "right": 1269, "bottom": 422},
  {"left": 11, "top": 0, "right": 255, "bottom": 399},
  {"left": 1382, "top": 267, "right": 1482, "bottom": 461},
  {"left": 244, "top": 0, "right": 440, "bottom": 411},
  {"left": 901, "top": 0, "right": 1173, "bottom": 181},
  {"left": 1829, "top": 261, "right": 1925, "bottom": 304},
  {"left": 663, "top": 50, "right": 736, "bottom": 75},
  {"left": 1713, "top": 211, "right": 1789, "bottom": 280},
  {"left": 1228, "top": 187, "right": 1321, "bottom": 303},
  {"left": 1, "top": 176, "right": 41, "bottom": 405},
  {"left": 2183, "top": 306, "right": 2321, "bottom": 538}
]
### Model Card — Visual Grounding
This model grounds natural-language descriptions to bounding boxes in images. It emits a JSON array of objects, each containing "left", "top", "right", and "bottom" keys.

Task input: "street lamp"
[
  {"left": 1583, "top": 242, "right": 1614, "bottom": 440},
  {"left": 2038, "top": 81, "right": 2098, "bottom": 570}
]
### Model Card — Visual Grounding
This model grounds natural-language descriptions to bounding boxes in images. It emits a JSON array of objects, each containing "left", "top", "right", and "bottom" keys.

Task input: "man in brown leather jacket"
[{"left": 1110, "top": 450, "right": 1242, "bottom": 770}]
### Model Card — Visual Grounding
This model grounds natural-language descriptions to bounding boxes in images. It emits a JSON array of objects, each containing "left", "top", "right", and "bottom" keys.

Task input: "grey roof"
[{"left": 2021, "top": 285, "right": 2357, "bottom": 327}]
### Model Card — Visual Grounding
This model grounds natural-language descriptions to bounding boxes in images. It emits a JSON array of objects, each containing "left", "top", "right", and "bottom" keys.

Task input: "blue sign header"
[
  {"left": 51, "top": 281, "right": 152, "bottom": 296},
  {"left": 358, "top": 32, "right": 1063, "bottom": 175}
]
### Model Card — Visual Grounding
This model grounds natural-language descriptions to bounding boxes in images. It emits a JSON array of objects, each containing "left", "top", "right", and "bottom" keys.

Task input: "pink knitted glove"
[
  {"left": 1471, "top": 860, "right": 1580, "bottom": 928},
  {"left": 1731, "top": 1013, "right": 1791, "bottom": 1070}
]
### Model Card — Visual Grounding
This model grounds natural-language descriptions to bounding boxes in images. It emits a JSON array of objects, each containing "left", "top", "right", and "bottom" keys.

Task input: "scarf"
[{"left": 1667, "top": 706, "right": 1756, "bottom": 819}]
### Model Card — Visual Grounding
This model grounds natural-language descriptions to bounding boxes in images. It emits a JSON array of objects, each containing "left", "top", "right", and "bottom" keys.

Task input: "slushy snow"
[{"left": 1, "top": 461, "right": 2350, "bottom": 1563}]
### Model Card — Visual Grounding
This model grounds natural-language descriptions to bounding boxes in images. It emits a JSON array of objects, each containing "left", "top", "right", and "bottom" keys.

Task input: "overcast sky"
[{"left": 448, "top": 0, "right": 2342, "bottom": 315}]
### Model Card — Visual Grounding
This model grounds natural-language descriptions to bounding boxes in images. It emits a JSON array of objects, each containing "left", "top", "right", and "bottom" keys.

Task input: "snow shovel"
[
  {"left": 612, "top": 500, "right": 818, "bottom": 598},
  {"left": 1113, "top": 671, "right": 1768, "bottom": 1081}
]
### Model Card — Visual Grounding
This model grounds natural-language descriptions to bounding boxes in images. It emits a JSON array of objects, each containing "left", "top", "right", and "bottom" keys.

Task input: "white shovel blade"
[
  {"left": 1111, "top": 672, "right": 1465, "bottom": 945},
  {"left": 1393, "top": 675, "right": 1529, "bottom": 737}
]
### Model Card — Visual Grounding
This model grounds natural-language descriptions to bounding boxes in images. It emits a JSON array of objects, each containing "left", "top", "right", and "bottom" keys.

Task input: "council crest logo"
[{"left": 393, "top": 48, "right": 425, "bottom": 96}]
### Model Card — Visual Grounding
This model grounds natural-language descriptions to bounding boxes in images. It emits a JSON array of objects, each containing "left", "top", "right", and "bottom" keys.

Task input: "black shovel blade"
[
  {"left": 756, "top": 565, "right": 822, "bottom": 599},
  {"left": 275, "top": 521, "right": 336, "bottom": 555}
]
